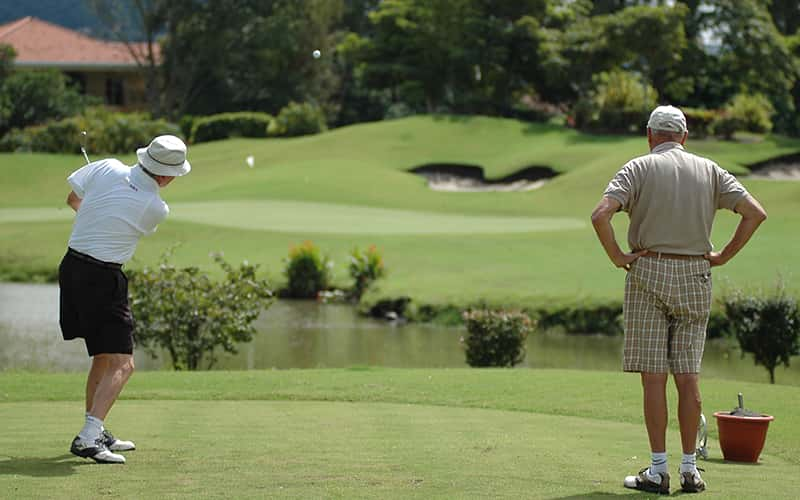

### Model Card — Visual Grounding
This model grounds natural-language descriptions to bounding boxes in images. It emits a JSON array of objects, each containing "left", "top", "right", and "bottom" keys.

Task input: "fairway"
[
  {"left": 0, "top": 201, "right": 585, "bottom": 235},
  {"left": 1, "top": 369, "right": 798, "bottom": 499}
]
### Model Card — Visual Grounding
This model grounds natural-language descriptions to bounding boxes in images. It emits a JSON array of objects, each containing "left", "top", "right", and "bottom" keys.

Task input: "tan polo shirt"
[{"left": 604, "top": 142, "right": 747, "bottom": 255}]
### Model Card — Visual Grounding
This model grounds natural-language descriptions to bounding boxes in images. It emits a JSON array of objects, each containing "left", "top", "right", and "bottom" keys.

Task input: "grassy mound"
[{"left": 1, "top": 115, "right": 799, "bottom": 304}]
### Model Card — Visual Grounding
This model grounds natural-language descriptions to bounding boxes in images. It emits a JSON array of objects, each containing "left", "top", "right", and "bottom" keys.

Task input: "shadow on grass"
[
  {"left": 0, "top": 454, "right": 89, "bottom": 477},
  {"left": 700, "top": 457, "right": 763, "bottom": 466},
  {"left": 551, "top": 492, "right": 656, "bottom": 499}
]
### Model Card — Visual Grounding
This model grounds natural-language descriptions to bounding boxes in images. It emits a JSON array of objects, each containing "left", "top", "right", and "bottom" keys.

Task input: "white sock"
[
  {"left": 650, "top": 451, "right": 668, "bottom": 476},
  {"left": 85, "top": 411, "right": 106, "bottom": 431},
  {"left": 680, "top": 452, "right": 697, "bottom": 473},
  {"left": 78, "top": 415, "right": 104, "bottom": 443}
]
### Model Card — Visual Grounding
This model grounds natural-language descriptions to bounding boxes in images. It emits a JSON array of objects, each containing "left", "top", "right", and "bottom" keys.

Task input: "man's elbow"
[{"left": 590, "top": 209, "right": 609, "bottom": 227}]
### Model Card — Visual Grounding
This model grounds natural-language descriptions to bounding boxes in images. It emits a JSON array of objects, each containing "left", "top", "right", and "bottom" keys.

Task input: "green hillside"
[{"left": 2, "top": 116, "right": 799, "bottom": 305}]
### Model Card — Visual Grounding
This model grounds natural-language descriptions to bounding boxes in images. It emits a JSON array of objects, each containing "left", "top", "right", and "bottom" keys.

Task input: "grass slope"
[
  {"left": 1, "top": 116, "right": 799, "bottom": 304},
  {"left": 1, "top": 369, "right": 798, "bottom": 498}
]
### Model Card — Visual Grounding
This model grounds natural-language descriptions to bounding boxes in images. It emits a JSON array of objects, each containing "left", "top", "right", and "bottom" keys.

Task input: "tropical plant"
[
  {"left": 348, "top": 245, "right": 386, "bottom": 302},
  {"left": 282, "top": 241, "right": 332, "bottom": 299}
]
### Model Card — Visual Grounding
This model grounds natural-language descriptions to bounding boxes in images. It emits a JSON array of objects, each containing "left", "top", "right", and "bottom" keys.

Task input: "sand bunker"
[
  {"left": 747, "top": 154, "right": 800, "bottom": 180},
  {"left": 410, "top": 164, "right": 557, "bottom": 192}
]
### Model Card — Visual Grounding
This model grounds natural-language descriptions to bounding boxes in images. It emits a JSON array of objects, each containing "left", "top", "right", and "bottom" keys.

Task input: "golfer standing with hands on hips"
[
  {"left": 591, "top": 106, "right": 766, "bottom": 494},
  {"left": 59, "top": 135, "right": 190, "bottom": 464}
]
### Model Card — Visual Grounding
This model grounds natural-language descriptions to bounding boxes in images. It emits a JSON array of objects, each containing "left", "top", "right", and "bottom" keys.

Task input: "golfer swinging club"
[
  {"left": 59, "top": 135, "right": 191, "bottom": 464},
  {"left": 591, "top": 106, "right": 766, "bottom": 494}
]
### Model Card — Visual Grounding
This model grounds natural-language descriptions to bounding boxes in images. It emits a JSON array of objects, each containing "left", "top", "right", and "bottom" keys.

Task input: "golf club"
[
  {"left": 696, "top": 413, "right": 708, "bottom": 459},
  {"left": 80, "top": 130, "right": 90, "bottom": 164}
]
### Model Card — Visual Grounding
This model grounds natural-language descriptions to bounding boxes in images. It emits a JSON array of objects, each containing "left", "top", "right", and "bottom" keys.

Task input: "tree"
[
  {"left": 87, "top": 0, "right": 173, "bottom": 117},
  {"left": 699, "top": 0, "right": 799, "bottom": 133},
  {"left": 0, "top": 44, "right": 15, "bottom": 80},
  {"left": 0, "top": 70, "right": 91, "bottom": 135},
  {"left": 555, "top": 5, "right": 688, "bottom": 104},
  {"left": 128, "top": 251, "right": 273, "bottom": 370},
  {"left": 344, "top": 0, "right": 550, "bottom": 115},
  {"left": 768, "top": 0, "right": 800, "bottom": 36},
  {"left": 723, "top": 284, "right": 800, "bottom": 384}
]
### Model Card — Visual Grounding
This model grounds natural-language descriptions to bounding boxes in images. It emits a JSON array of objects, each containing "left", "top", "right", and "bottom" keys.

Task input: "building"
[{"left": 0, "top": 16, "right": 155, "bottom": 109}]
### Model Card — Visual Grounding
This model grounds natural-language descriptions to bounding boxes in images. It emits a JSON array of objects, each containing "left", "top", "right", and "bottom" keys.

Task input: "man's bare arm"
[
  {"left": 591, "top": 196, "right": 647, "bottom": 270},
  {"left": 66, "top": 191, "right": 82, "bottom": 212},
  {"left": 705, "top": 194, "right": 767, "bottom": 267}
]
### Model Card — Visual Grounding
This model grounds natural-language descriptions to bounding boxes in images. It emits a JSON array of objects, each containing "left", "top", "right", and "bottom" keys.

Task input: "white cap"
[
  {"left": 647, "top": 105, "right": 687, "bottom": 133},
  {"left": 136, "top": 135, "right": 191, "bottom": 177}
]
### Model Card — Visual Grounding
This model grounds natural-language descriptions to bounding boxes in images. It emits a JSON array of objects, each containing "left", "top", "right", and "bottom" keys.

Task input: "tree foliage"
[
  {"left": 0, "top": 69, "right": 92, "bottom": 135},
  {"left": 128, "top": 251, "right": 274, "bottom": 370},
  {"left": 64, "top": 0, "right": 800, "bottom": 136},
  {"left": 723, "top": 284, "right": 800, "bottom": 384}
]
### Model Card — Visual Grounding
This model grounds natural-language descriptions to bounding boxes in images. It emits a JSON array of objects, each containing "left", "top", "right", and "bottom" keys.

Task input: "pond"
[{"left": 1, "top": 283, "right": 797, "bottom": 385}]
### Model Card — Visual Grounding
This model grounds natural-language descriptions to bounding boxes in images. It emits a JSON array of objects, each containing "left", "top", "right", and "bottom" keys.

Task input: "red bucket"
[{"left": 713, "top": 411, "right": 774, "bottom": 463}]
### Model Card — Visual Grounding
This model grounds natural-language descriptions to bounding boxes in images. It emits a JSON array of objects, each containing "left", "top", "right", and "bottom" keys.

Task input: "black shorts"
[{"left": 58, "top": 248, "right": 134, "bottom": 356}]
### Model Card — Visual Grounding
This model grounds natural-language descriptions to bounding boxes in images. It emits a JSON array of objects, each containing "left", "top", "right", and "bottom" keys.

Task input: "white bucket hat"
[
  {"left": 647, "top": 105, "right": 688, "bottom": 133},
  {"left": 137, "top": 135, "right": 191, "bottom": 177}
]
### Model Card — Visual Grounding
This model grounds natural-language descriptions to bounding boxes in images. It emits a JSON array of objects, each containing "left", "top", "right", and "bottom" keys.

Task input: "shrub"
[
  {"left": 128, "top": 251, "right": 273, "bottom": 370},
  {"left": 536, "top": 302, "right": 623, "bottom": 336},
  {"left": 80, "top": 107, "right": 181, "bottom": 154},
  {"left": 722, "top": 283, "right": 800, "bottom": 384},
  {"left": 713, "top": 93, "right": 775, "bottom": 139},
  {"left": 190, "top": 112, "right": 273, "bottom": 143},
  {"left": 268, "top": 101, "right": 326, "bottom": 137},
  {"left": 348, "top": 245, "right": 386, "bottom": 302},
  {"left": 683, "top": 107, "right": 716, "bottom": 139},
  {"left": 0, "top": 69, "right": 96, "bottom": 135},
  {"left": 0, "top": 107, "right": 181, "bottom": 154},
  {"left": 461, "top": 310, "right": 534, "bottom": 367},
  {"left": 282, "top": 241, "right": 332, "bottom": 299},
  {"left": 706, "top": 308, "right": 732, "bottom": 340},
  {"left": 573, "top": 70, "right": 657, "bottom": 133},
  {"left": 179, "top": 114, "right": 196, "bottom": 139}
]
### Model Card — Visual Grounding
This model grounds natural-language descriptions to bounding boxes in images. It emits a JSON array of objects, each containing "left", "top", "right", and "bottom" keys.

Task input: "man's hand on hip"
[
  {"left": 613, "top": 249, "right": 649, "bottom": 271},
  {"left": 704, "top": 251, "right": 727, "bottom": 267}
]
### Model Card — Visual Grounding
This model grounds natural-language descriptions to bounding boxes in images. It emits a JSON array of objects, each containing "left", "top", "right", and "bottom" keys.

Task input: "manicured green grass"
[
  {"left": 2, "top": 116, "right": 799, "bottom": 304},
  {"left": 1, "top": 368, "right": 797, "bottom": 498}
]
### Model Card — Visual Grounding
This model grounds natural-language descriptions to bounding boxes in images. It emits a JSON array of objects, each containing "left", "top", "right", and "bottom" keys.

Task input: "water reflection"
[{"left": 1, "top": 283, "right": 797, "bottom": 385}]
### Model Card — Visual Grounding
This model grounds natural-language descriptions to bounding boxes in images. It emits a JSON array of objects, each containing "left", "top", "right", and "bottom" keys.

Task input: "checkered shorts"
[{"left": 623, "top": 256, "right": 712, "bottom": 374}]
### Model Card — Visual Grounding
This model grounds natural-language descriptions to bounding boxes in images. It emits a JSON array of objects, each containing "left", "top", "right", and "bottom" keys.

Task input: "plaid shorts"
[{"left": 623, "top": 255, "right": 712, "bottom": 374}]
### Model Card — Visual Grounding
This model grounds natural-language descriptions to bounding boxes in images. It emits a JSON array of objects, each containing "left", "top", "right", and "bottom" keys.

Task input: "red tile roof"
[{"left": 0, "top": 16, "right": 156, "bottom": 70}]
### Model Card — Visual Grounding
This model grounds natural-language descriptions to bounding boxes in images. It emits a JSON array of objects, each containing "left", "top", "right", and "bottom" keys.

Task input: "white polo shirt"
[{"left": 67, "top": 160, "right": 169, "bottom": 264}]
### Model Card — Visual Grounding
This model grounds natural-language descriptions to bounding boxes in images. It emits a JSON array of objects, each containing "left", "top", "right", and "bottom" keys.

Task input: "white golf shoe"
[
  {"left": 102, "top": 429, "right": 136, "bottom": 452},
  {"left": 70, "top": 436, "right": 126, "bottom": 464}
]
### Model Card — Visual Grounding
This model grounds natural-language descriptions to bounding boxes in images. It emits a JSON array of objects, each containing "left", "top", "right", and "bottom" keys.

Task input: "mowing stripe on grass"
[
  {"left": 0, "top": 207, "right": 75, "bottom": 223},
  {"left": 167, "top": 200, "right": 586, "bottom": 234},
  {"left": 0, "top": 201, "right": 585, "bottom": 235}
]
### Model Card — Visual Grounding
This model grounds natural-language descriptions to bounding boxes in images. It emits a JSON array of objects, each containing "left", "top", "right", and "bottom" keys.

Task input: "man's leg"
[
  {"left": 86, "top": 355, "right": 110, "bottom": 413},
  {"left": 674, "top": 372, "right": 705, "bottom": 492},
  {"left": 674, "top": 373, "right": 701, "bottom": 454},
  {"left": 642, "top": 372, "right": 669, "bottom": 453},
  {"left": 89, "top": 353, "right": 135, "bottom": 420}
]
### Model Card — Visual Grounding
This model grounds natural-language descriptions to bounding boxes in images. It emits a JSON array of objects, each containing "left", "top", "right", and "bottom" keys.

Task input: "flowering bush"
[
  {"left": 348, "top": 245, "right": 386, "bottom": 302},
  {"left": 461, "top": 310, "right": 534, "bottom": 367},
  {"left": 282, "top": 241, "right": 332, "bottom": 299}
]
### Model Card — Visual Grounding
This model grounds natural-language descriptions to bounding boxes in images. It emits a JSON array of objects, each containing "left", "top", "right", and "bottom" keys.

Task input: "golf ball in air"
[{"left": 312, "top": 50, "right": 321, "bottom": 59}]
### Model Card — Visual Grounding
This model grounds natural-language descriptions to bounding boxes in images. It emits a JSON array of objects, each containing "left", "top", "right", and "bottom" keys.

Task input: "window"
[{"left": 105, "top": 77, "right": 125, "bottom": 106}]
